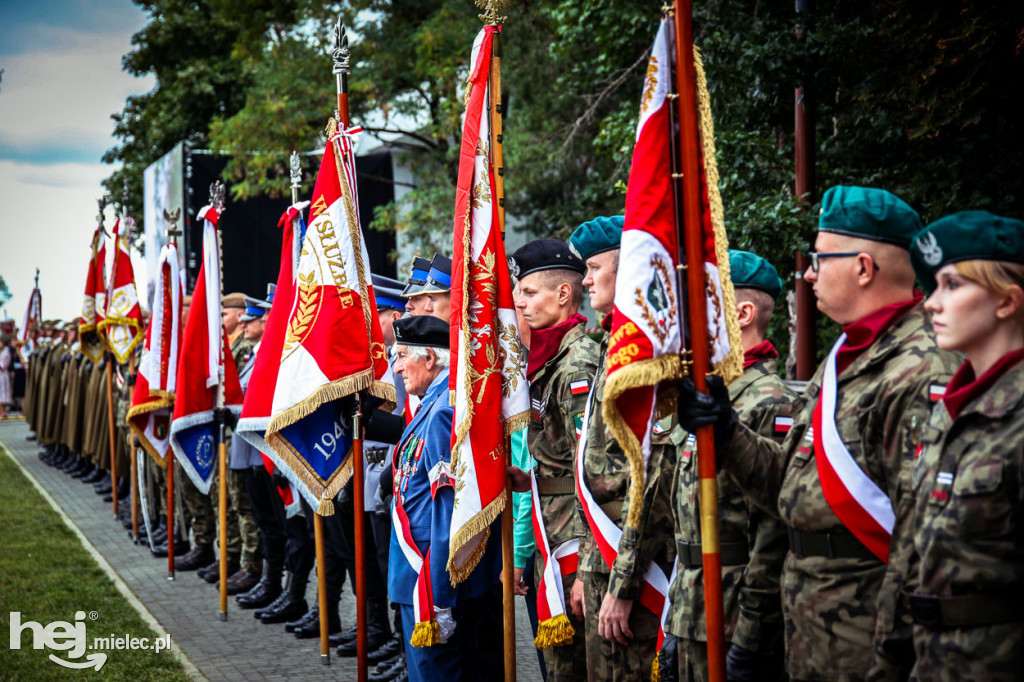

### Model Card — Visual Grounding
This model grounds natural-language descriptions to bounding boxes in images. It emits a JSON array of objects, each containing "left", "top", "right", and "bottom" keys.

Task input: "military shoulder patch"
[
  {"left": 929, "top": 384, "right": 946, "bottom": 402},
  {"left": 569, "top": 379, "right": 590, "bottom": 396},
  {"left": 774, "top": 416, "right": 794, "bottom": 435},
  {"left": 573, "top": 413, "right": 584, "bottom": 439}
]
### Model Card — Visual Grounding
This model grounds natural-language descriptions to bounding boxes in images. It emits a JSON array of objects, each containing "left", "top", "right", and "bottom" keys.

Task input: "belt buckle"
[{"left": 909, "top": 594, "right": 943, "bottom": 629}]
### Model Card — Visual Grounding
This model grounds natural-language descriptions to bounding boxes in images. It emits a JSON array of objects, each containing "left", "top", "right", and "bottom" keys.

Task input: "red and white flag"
[
  {"left": 447, "top": 25, "right": 530, "bottom": 583},
  {"left": 265, "top": 125, "right": 395, "bottom": 515},
  {"left": 235, "top": 202, "right": 307, "bottom": 516},
  {"left": 79, "top": 227, "right": 107, "bottom": 362},
  {"left": 99, "top": 216, "right": 144, "bottom": 364},
  {"left": 19, "top": 284, "right": 41, "bottom": 343},
  {"left": 127, "top": 242, "right": 182, "bottom": 464},
  {"left": 168, "top": 205, "right": 244, "bottom": 493},
  {"left": 603, "top": 18, "right": 742, "bottom": 524}
]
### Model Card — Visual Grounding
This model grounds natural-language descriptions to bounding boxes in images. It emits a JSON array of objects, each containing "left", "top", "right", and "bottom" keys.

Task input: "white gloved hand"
[{"left": 434, "top": 606, "right": 456, "bottom": 644}]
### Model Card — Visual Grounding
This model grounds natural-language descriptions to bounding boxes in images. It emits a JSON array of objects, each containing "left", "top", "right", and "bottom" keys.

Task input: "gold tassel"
[
  {"left": 410, "top": 620, "right": 440, "bottom": 648},
  {"left": 317, "top": 498, "right": 334, "bottom": 516},
  {"left": 650, "top": 654, "right": 661, "bottom": 682},
  {"left": 533, "top": 614, "right": 576, "bottom": 649}
]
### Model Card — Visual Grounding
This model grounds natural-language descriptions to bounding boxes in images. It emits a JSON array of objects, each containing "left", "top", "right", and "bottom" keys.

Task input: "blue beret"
[
  {"left": 819, "top": 185, "right": 922, "bottom": 248},
  {"left": 911, "top": 211, "right": 1024, "bottom": 293},
  {"left": 729, "top": 250, "right": 783, "bottom": 300},
  {"left": 509, "top": 239, "right": 585, "bottom": 280},
  {"left": 569, "top": 215, "right": 624, "bottom": 261},
  {"left": 393, "top": 315, "right": 448, "bottom": 348}
]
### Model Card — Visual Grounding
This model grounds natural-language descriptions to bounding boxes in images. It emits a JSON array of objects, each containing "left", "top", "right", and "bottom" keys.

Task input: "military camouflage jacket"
[
  {"left": 902, "top": 358, "right": 1024, "bottom": 679},
  {"left": 666, "top": 358, "right": 794, "bottom": 651},
  {"left": 578, "top": 330, "right": 677, "bottom": 602},
  {"left": 724, "top": 303, "right": 958, "bottom": 681},
  {"left": 527, "top": 321, "right": 600, "bottom": 550},
  {"left": 230, "top": 335, "right": 255, "bottom": 371}
]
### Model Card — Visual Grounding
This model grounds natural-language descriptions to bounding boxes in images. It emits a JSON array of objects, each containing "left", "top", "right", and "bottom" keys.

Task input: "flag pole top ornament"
[
  {"left": 34, "top": 268, "right": 39, "bottom": 288},
  {"left": 163, "top": 208, "right": 182, "bottom": 242},
  {"left": 332, "top": 17, "right": 350, "bottom": 75},
  {"left": 122, "top": 179, "right": 130, "bottom": 218},
  {"left": 476, "top": 0, "right": 510, "bottom": 25},
  {"left": 209, "top": 180, "right": 226, "bottom": 214},
  {"left": 96, "top": 196, "right": 108, "bottom": 231},
  {"left": 289, "top": 151, "right": 301, "bottom": 192}
]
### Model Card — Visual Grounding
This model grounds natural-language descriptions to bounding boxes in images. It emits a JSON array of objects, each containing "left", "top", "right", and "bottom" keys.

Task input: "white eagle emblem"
[
  {"left": 915, "top": 232, "right": 943, "bottom": 267},
  {"left": 507, "top": 257, "right": 519, "bottom": 279}
]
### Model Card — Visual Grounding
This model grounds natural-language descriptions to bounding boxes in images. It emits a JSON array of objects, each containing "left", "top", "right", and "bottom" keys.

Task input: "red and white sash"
[
  {"left": 530, "top": 469, "right": 579, "bottom": 648},
  {"left": 575, "top": 390, "right": 670, "bottom": 646},
  {"left": 391, "top": 435, "right": 439, "bottom": 646},
  {"left": 812, "top": 333, "right": 895, "bottom": 563}
]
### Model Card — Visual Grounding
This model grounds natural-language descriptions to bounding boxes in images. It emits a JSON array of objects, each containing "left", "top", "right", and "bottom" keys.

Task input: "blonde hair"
[{"left": 953, "top": 260, "right": 1024, "bottom": 299}]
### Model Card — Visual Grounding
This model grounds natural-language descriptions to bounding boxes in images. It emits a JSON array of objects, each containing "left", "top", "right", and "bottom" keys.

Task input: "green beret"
[
  {"left": 569, "top": 215, "right": 624, "bottom": 261},
  {"left": 729, "top": 249, "right": 783, "bottom": 300},
  {"left": 911, "top": 211, "right": 1024, "bottom": 293},
  {"left": 818, "top": 185, "right": 922, "bottom": 248}
]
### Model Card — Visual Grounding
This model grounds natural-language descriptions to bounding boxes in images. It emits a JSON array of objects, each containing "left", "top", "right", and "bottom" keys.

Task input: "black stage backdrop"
[{"left": 183, "top": 149, "right": 397, "bottom": 297}]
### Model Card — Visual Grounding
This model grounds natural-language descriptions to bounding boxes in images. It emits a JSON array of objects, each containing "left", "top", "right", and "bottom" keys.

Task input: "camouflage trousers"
[
  {"left": 535, "top": 566, "right": 587, "bottom": 682},
  {"left": 581, "top": 569, "right": 659, "bottom": 682},
  {"left": 228, "top": 467, "right": 262, "bottom": 572},
  {"left": 678, "top": 638, "right": 711, "bottom": 682}
]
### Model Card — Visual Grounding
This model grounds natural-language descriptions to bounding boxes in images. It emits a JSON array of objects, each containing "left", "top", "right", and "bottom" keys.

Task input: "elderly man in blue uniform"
[{"left": 388, "top": 315, "right": 502, "bottom": 682}]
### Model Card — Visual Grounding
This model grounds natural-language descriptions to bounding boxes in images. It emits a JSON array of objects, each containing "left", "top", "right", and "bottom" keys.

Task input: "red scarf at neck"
[
  {"left": 528, "top": 313, "right": 587, "bottom": 379},
  {"left": 943, "top": 348, "right": 1024, "bottom": 420},
  {"left": 743, "top": 340, "right": 779, "bottom": 370},
  {"left": 835, "top": 292, "right": 923, "bottom": 375}
]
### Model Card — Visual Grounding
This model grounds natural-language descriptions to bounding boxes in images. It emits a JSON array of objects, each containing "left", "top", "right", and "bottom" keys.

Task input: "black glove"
[
  {"left": 272, "top": 469, "right": 291, "bottom": 490},
  {"left": 677, "top": 375, "right": 737, "bottom": 446},
  {"left": 657, "top": 633, "right": 679, "bottom": 682},
  {"left": 726, "top": 643, "right": 762, "bottom": 682}
]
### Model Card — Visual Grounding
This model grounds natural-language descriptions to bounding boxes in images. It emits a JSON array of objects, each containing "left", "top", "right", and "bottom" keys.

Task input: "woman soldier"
[{"left": 903, "top": 210, "right": 1024, "bottom": 680}]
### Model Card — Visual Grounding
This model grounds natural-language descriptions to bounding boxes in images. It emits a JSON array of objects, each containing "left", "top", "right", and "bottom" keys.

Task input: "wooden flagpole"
[
  {"left": 477, "top": 1, "right": 515, "bottom": 678},
  {"left": 123, "top": 183, "right": 141, "bottom": 543},
  {"left": 327, "top": 17, "right": 360, "bottom": 672},
  {"left": 210, "top": 180, "right": 230, "bottom": 622},
  {"left": 165, "top": 207, "right": 182, "bottom": 581},
  {"left": 96, "top": 195, "right": 121, "bottom": 519},
  {"left": 669, "top": 2, "right": 726, "bottom": 680}
]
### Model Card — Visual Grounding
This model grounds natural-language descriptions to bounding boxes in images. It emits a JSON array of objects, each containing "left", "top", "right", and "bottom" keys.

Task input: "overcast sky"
[{"left": 0, "top": 0, "right": 153, "bottom": 324}]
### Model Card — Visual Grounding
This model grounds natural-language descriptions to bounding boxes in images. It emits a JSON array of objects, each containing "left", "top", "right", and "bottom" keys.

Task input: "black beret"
[
  {"left": 508, "top": 238, "right": 585, "bottom": 280},
  {"left": 393, "top": 315, "right": 449, "bottom": 349}
]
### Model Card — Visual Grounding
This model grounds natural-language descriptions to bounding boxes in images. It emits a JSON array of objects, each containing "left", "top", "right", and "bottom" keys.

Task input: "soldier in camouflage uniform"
[
  {"left": 661, "top": 250, "right": 795, "bottom": 682},
  {"left": 511, "top": 238, "right": 599, "bottom": 682},
  {"left": 679, "top": 187, "right": 959, "bottom": 681},
  {"left": 875, "top": 212, "right": 1024, "bottom": 681},
  {"left": 566, "top": 216, "right": 677, "bottom": 681}
]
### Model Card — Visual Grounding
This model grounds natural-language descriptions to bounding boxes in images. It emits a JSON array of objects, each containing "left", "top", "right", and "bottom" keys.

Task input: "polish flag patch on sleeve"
[
  {"left": 929, "top": 384, "right": 946, "bottom": 402},
  {"left": 570, "top": 379, "right": 590, "bottom": 396},
  {"left": 774, "top": 416, "right": 794, "bottom": 435}
]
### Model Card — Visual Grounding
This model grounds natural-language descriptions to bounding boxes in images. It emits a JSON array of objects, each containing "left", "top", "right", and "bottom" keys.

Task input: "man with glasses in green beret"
[{"left": 676, "top": 186, "right": 959, "bottom": 681}]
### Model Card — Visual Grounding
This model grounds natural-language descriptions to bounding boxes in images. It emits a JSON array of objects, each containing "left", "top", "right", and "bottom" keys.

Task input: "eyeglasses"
[{"left": 807, "top": 252, "right": 881, "bottom": 273}]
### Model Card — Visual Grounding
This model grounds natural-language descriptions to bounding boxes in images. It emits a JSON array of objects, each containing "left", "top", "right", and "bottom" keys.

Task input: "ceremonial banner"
[
  {"left": 603, "top": 18, "right": 742, "bottom": 530},
  {"left": 265, "top": 125, "right": 395, "bottom": 515},
  {"left": 168, "top": 206, "right": 244, "bottom": 493},
  {"left": 99, "top": 217, "right": 144, "bottom": 364},
  {"left": 19, "top": 285, "right": 41, "bottom": 342},
  {"left": 236, "top": 202, "right": 307, "bottom": 515},
  {"left": 128, "top": 242, "right": 182, "bottom": 465},
  {"left": 79, "top": 227, "right": 107, "bottom": 362},
  {"left": 447, "top": 25, "right": 530, "bottom": 583}
]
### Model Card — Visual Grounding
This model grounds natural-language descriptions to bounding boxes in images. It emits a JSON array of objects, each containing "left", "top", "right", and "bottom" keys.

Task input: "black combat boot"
[
  {"left": 237, "top": 563, "right": 283, "bottom": 609},
  {"left": 259, "top": 573, "right": 308, "bottom": 624}
]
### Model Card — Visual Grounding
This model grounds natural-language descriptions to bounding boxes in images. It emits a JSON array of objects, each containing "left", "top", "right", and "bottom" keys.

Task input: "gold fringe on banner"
[
  {"left": 651, "top": 654, "right": 661, "bottom": 681},
  {"left": 126, "top": 396, "right": 174, "bottom": 467},
  {"left": 533, "top": 614, "right": 576, "bottom": 649},
  {"left": 694, "top": 46, "right": 743, "bottom": 386}
]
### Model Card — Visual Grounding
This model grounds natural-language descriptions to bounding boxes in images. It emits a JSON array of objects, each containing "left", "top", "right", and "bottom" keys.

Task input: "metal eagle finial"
[
  {"left": 122, "top": 179, "right": 130, "bottom": 217},
  {"left": 290, "top": 151, "right": 301, "bottom": 192},
  {"left": 209, "top": 180, "right": 226, "bottom": 212},
  {"left": 476, "top": 0, "right": 510, "bottom": 26},
  {"left": 96, "top": 196, "right": 108, "bottom": 228}
]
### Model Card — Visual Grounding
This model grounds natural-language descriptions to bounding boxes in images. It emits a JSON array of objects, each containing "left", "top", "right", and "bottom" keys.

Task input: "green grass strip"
[{"left": 0, "top": 445, "right": 191, "bottom": 681}]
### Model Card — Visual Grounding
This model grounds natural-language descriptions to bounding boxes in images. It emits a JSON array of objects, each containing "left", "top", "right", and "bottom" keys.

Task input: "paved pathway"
[{"left": 1, "top": 420, "right": 543, "bottom": 681}]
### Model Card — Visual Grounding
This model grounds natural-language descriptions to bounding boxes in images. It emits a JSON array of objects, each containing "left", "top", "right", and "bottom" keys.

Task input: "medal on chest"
[{"left": 394, "top": 436, "right": 425, "bottom": 506}]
